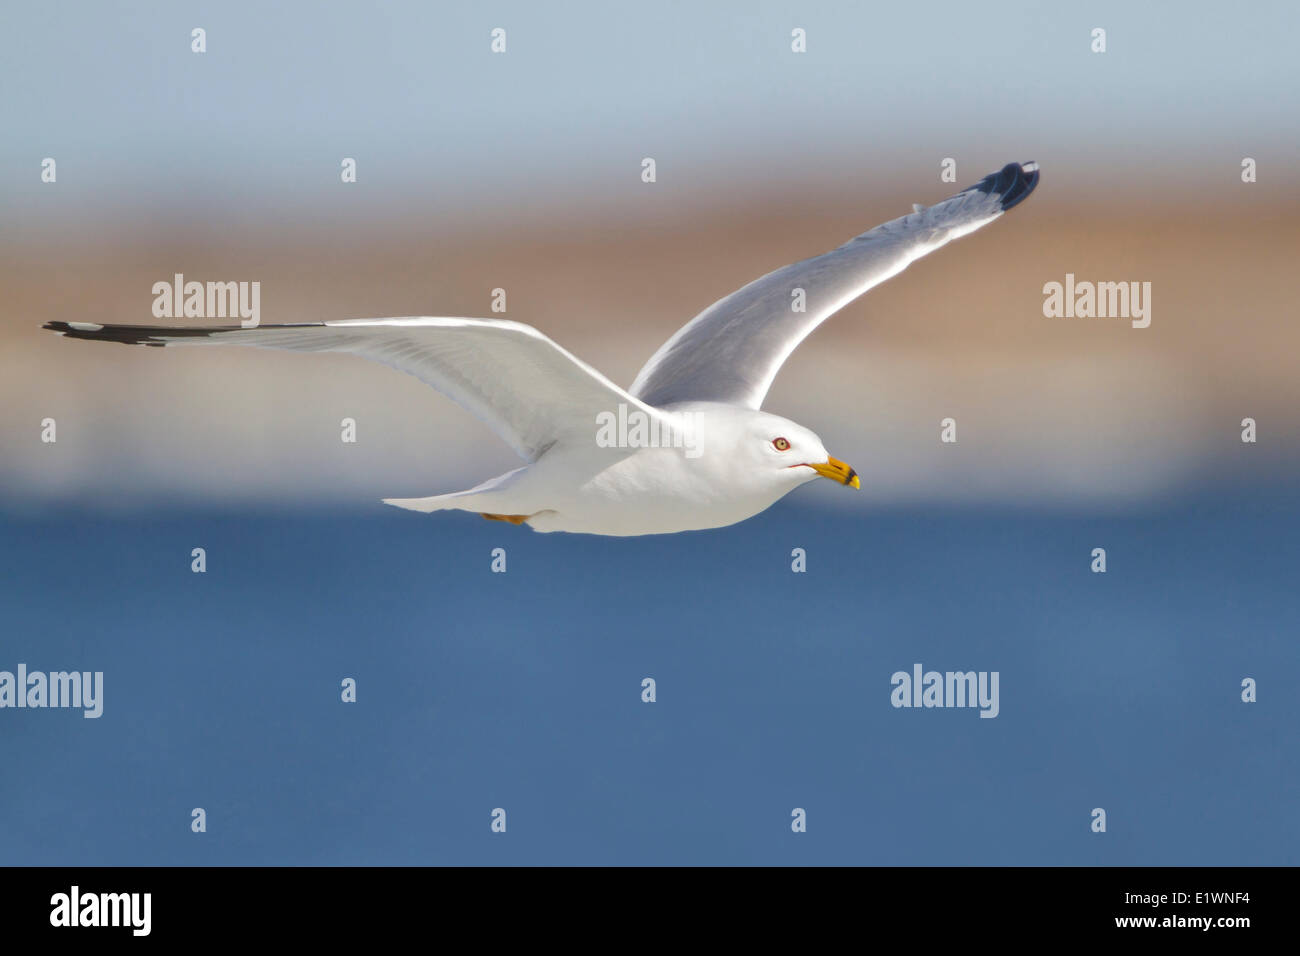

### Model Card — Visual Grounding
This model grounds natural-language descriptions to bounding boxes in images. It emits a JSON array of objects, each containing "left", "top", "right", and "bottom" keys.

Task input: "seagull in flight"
[{"left": 45, "top": 161, "right": 1039, "bottom": 535}]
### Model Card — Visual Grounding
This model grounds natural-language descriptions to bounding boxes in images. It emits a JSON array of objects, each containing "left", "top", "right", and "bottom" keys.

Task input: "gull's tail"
[
  {"left": 382, "top": 492, "right": 474, "bottom": 514},
  {"left": 383, "top": 491, "right": 541, "bottom": 527},
  {"left": 382, "top": 465, "right": 531, "bottom": 514}
]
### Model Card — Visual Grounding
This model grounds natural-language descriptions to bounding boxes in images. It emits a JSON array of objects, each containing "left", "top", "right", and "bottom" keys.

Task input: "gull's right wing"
[{"left": 44, "top": 316, "right": 661, "bottom": 462}]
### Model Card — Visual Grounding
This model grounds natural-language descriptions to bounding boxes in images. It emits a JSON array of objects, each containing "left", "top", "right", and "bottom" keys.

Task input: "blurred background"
[{"left": 0, "top": 1, "right": 1297, "bottom": 865}]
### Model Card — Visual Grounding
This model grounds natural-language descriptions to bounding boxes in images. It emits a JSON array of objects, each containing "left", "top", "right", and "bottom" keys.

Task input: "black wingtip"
[
  {"left": 968, "top": 161, "right": 1040, "bottom": 211},
  {"left": 43, "top": 321, "right": 325, "bottom": 345},
  {"left": 42, "top": 321, "right": 266, "bottom": 346},
  {"left": 43, "top": 321, "right": 191, "bottom": 346}
]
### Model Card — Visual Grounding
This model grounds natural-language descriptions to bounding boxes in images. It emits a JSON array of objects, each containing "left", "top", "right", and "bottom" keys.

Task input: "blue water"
[{"left": 1, "top": 493, "right": 1296, "bottom": 865}]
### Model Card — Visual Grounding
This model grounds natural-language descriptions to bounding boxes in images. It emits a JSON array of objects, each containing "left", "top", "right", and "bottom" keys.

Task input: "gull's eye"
[{"left": 773, "top": 437, "right": 791, "bottom": 451}]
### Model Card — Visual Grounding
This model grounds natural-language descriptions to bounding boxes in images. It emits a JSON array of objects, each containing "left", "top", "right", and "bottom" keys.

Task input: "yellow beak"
[{"left": 808, "top": 456, "right": 860, "bottom": 489}]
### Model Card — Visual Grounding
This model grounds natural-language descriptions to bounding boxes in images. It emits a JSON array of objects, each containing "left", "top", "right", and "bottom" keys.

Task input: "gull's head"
[{"left": 689, "top": 405, "right": 860, "bottom": 496}]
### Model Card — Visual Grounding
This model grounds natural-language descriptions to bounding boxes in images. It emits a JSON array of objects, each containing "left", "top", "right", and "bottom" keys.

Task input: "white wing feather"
[
  {"left": 630, "top": 162, "right": 1040, "bottom": 410},
  {"left": 45, "top": 316, "right": 659, "bottom": 462}
]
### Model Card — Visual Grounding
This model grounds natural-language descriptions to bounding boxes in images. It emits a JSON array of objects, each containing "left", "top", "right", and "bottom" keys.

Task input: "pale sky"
[{"left": 2, "top": 0, "right": 1296, "bottom": 223}]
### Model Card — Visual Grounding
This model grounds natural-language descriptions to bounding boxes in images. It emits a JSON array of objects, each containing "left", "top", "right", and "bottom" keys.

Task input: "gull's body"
[
  {"left": 423, "top": 402, "right": 839, "bottom": 536},
  {"left": 46, "top": 162, "right": 1039, "bottom": 536}
]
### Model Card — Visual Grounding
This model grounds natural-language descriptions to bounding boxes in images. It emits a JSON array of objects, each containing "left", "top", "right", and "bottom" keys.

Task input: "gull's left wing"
[{"left": 630, "top": 161, "right": 1040, "bottom": 410}]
